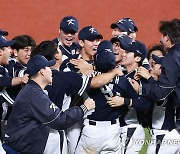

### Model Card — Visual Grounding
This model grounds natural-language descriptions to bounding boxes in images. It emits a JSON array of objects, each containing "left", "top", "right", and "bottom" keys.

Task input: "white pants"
[
  {"left": 0, "top": 140, "right": 5, "bottom": 154},
  {"left": 147, "top": 129, "right": 180, "bottom": 154},
  {"left": 66, "top": 122, "right": 83, "bottom": 154},
  {"left": 44, "top": 129, "right": 67, "bottom": 154},
  {"left": 121, "top": 124, "right": 145, "bottom": 154},
  {"left": 75, "top": 119, "right": 121, "bottom": 154}
]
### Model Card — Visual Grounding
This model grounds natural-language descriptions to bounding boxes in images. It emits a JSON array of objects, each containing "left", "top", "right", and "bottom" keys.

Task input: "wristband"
[{"left": 124, "top": 98, "right": 130, "bottom": 106}]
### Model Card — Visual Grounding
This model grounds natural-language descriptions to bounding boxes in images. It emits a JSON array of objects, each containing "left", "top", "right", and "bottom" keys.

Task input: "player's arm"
[
  {"left": 90, "top": 68, "right": 123, "bottom": 88},
  {"left": 107, "top": 96, "right": 151, "bottom": 111},
  {"left": 30, "top": 89, "right": 95, "bottom": 130}
]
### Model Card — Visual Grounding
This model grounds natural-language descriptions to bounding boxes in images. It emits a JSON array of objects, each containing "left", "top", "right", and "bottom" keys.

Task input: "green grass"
[{"left": 139, "top": 128, "right": 150, "bottom": 154}]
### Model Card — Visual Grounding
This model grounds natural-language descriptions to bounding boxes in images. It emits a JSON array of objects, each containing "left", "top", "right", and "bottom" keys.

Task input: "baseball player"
[
  {"left": 32, "top": 40, "right": 92, "bottom": 154},
  {"left": 53, "top": 16, "right": 80, "bottom": 62},
  {"left": 137, "top": 54, "right": 180, "bottom": 154},
  {"left": 0, "top": 31, "right": 15, "bottom": 154},
  {"left": 75, "top": 40, "right": 135, "bottom": 154},
  {"left": 60, "top": 25, "right": 103, "bottom": 154},
  {"left": 107, "top": 36, "right": 152, "bottom": 154},
  {"left": 110, "top": 17, "right": 138, "bottom": 41},
  {"left": 3, "top": 55, "right": 95, "bottom": 153}
]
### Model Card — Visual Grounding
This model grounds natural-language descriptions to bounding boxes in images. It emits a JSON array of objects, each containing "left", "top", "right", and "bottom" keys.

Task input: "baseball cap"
[
  {"left": 0, "top": 29, "right": 8, "bottom": 36},
  {"left": 60, "top": 16, "right": 78, "bottom": 33},
  {"left": 152, "top": 54, "right": 163, "bottom": 64},
  {"left": 124, "top": 18, "right": 138, "bottom": 32},
  {"left": 110, "top": 18, "right": 136, "bottom": 33},
  {"left": 94, "top": 40, "right": 116, "bottom": 73},
  {"left": 78, "top": 26, "right": 103, "bottom": 41},
  {"left": 0, "top": 35, "right": 16, "bottom": 48},
  {"left": 26, "top": 55, "right": 56, "bottom": 76},
  {"left": 122, "top": 40, "right": 148, "bottom": 60},
  {"left": 110, "top": 34, "right": 132, "bottom": 49}
]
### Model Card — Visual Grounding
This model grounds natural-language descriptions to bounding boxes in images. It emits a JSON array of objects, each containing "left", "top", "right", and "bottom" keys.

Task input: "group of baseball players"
[{"left": 0, "top": 16, "right": 180, "bottom": 154}]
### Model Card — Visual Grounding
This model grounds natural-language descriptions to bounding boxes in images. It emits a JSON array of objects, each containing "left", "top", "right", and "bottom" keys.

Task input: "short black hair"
[
  {"left": 159, "top": 18, "right": 180, "bottom": 44},
  {"left": 148, "top": 44, "right": 165, "bottom": 60},
  {"left": 31, "top": 40, "right": 58, "bottom": 60},
  {"left": 11, "top": 35, "right": 36, "bottom": 51}
]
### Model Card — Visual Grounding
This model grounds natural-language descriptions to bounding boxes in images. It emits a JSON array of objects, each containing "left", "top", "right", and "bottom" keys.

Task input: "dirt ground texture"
[{"left": 0, "top": 0, "right": 180, "bottom": 47}]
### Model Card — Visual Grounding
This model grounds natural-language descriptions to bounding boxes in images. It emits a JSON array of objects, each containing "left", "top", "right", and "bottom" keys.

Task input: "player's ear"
[
  {"left": 135, "top": 56, "right": 141, "bottom": 63},
  {"left": 13, "top": 49, "right": 18, "bottom": 57},
  {"left": 79, "top": 40, "right": 84, "bottom": 48}
]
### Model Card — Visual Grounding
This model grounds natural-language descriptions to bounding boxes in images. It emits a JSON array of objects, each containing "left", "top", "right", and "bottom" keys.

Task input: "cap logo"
[
  {"left": 117, "top": 19, "right": 125, "bottom": 24},
  {"left": 136, "top": 50, "right": 142, "bottom": 54},
  {"left": 89, "top": 27, "right": 96, "bottom": 33},
  {"left": 2, "top": 36, "right": 6, "bottom": 40},
  {"left": 105, "top": 48, "right": 113, "bottom": 52},
  {"left": 67, "top": 19, "right": 75, "bottom": 25}
]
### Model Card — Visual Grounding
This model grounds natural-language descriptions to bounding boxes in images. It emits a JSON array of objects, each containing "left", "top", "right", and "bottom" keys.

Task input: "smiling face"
[
  {"left": 59, "top": 29, "right": 77, "bottom": 47},
  {"left": 111, "top": 27, "right": 127, "bottom": 37},
  {"left": 0, "top": 46, "right": 11, "bottom": 65},
  {"left": 148, "top": 50, "right": 163, "bottom": 67},
  {"left": 112, "top": 41, "right": 125, "bottom": 64},
  {"left": 14, "top": 46, "right": 32, "bottom": 65}
]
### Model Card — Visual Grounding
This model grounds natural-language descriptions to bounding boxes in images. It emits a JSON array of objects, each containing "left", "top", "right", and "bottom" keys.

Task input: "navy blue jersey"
[
  {"left": 53, "top": 38, "right": 79, "bottom": 61},
  {"left": 5, "top": 59, "right": 26, "bottom": 101},
  {"left": 4, "top": 80, "right": 86, "bottom": 153},
  {"left": 142, "top": 43, "right": 180, "bottom": 106},
  {"left": 46, "top": 70, "right": 91, "bottom": 110},
  {"left": 87, "top": 72, "right": 130, "bottom": 121},
  {"left": 114, "top": 70, "right": 152, "bottom": 127},
  {"left": 145, "top": 77, "right": 175, "bottom": 130}
]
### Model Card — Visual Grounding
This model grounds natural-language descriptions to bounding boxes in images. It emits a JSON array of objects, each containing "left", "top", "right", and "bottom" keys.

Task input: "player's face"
[
  {"left": 43, "top": 67, "right": 53, "bottom": 85},
  {"left": 0, "top": 46, "right": 11, "bottom": 65},
  {"left": 81, "top": 39, "right": 101, "bottom": 60},
  {"left": 111, "top": 27, "right": 127, "bottom": 37},
  {"left": 112, "top": 42, "right": 125, "bottom": 64},
  {"left": 151, "top": 63, "right": 161, "bottom": 76},
  {"left": 160, "top": 34, "right": 170, "bottom": 51},
  {"left": 121, "top": 51, "right": 136, "bottom": 67},
  {"left": 149, "top": 50, "right": 163, "bottom": 67},
  {"left": 128, "top": 32, "right": 136, "bottom": 41},
  {"left": 59, "top": 29, "right": 77, "bottom": 47},
  {"left": 14, "top": 46, "right": 32, "bottom": 65}
]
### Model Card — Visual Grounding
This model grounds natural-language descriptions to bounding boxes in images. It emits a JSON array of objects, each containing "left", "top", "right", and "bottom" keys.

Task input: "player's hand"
[
  {"left": 21, "top": 74, "right": 29, "bottom": 84},
  {"left": 107, "top": 96, "right": 124, "bottom": 107},
  {"left": 129, "top": 78, "right": 140, "bottom": 93},
  {"left": 70, "top": 59, "right": 93, "bottom": 76},
  {"left": 111, "top": 68, "right": 124, "bottom": 76},
  {"left": 84, "top": 98, "right": 95, "bottom": 110},
  {"left": 137, "top": 66, "right": 151, "bottom": 80}
]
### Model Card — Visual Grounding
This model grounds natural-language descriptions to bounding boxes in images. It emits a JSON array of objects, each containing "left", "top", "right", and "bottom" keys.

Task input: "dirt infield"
[{"left": 0, "top": 0, "right": 180, "bottom": 47}]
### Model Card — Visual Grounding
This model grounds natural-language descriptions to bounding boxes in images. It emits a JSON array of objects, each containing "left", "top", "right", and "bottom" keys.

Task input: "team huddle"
[{"left": 0, "top": 16, "right": 180, "bottom": 154}]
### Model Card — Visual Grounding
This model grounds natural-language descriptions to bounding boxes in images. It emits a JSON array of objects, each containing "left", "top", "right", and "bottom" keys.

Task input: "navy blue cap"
[
  {"left": 60, "top": 16, "right": 78, "bottom": 33},
  {"left": 121, "top": 40, "right": 148, "bottom": 60},
  {"left": 78, "top": 26, "right": 103, "bottom": 41},
  {"left": 152, "top": 54, "right": 163, "bottom": 64},
  {"left": 0, "top": 29, "right": 8, "bottom": 36},
  {"left": 26, "top": 55, "right": 56, "bottom": 76},
  {"left": 94, "top": 40, "right": 116, "bottom": 73},
  {"left": 110, "top": 34, "right": 132, "bottom": 49},
  {"left": 110, "top": 18, "right": 137, "bottom": 33},
  {"left": 124, "top": 18, "right": 138, "bottom": 32},
  {"left": 0, "top": 35, "right": 16, "bottom": 48}
]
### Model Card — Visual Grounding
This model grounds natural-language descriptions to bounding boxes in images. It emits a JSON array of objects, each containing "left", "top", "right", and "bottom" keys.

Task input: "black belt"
[{"left": 89, "top": 119, "right": 117, "bottom": 126}]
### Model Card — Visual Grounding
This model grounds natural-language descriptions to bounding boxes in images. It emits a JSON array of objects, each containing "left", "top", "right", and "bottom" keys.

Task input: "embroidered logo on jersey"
[
  {"left": 67, "top": 19, "right": 75, "bottom": 25},
  {"left": 89, "top": 27, "right": 96, "bottom": 33},
  {"left": 50, "top": 103, "right": 58, "bottom": 112}
]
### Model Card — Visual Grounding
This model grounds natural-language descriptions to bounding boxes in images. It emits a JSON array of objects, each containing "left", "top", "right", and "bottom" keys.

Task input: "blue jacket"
[{"left": 4, "top": 80, "right": 87, "bottom": 154}]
